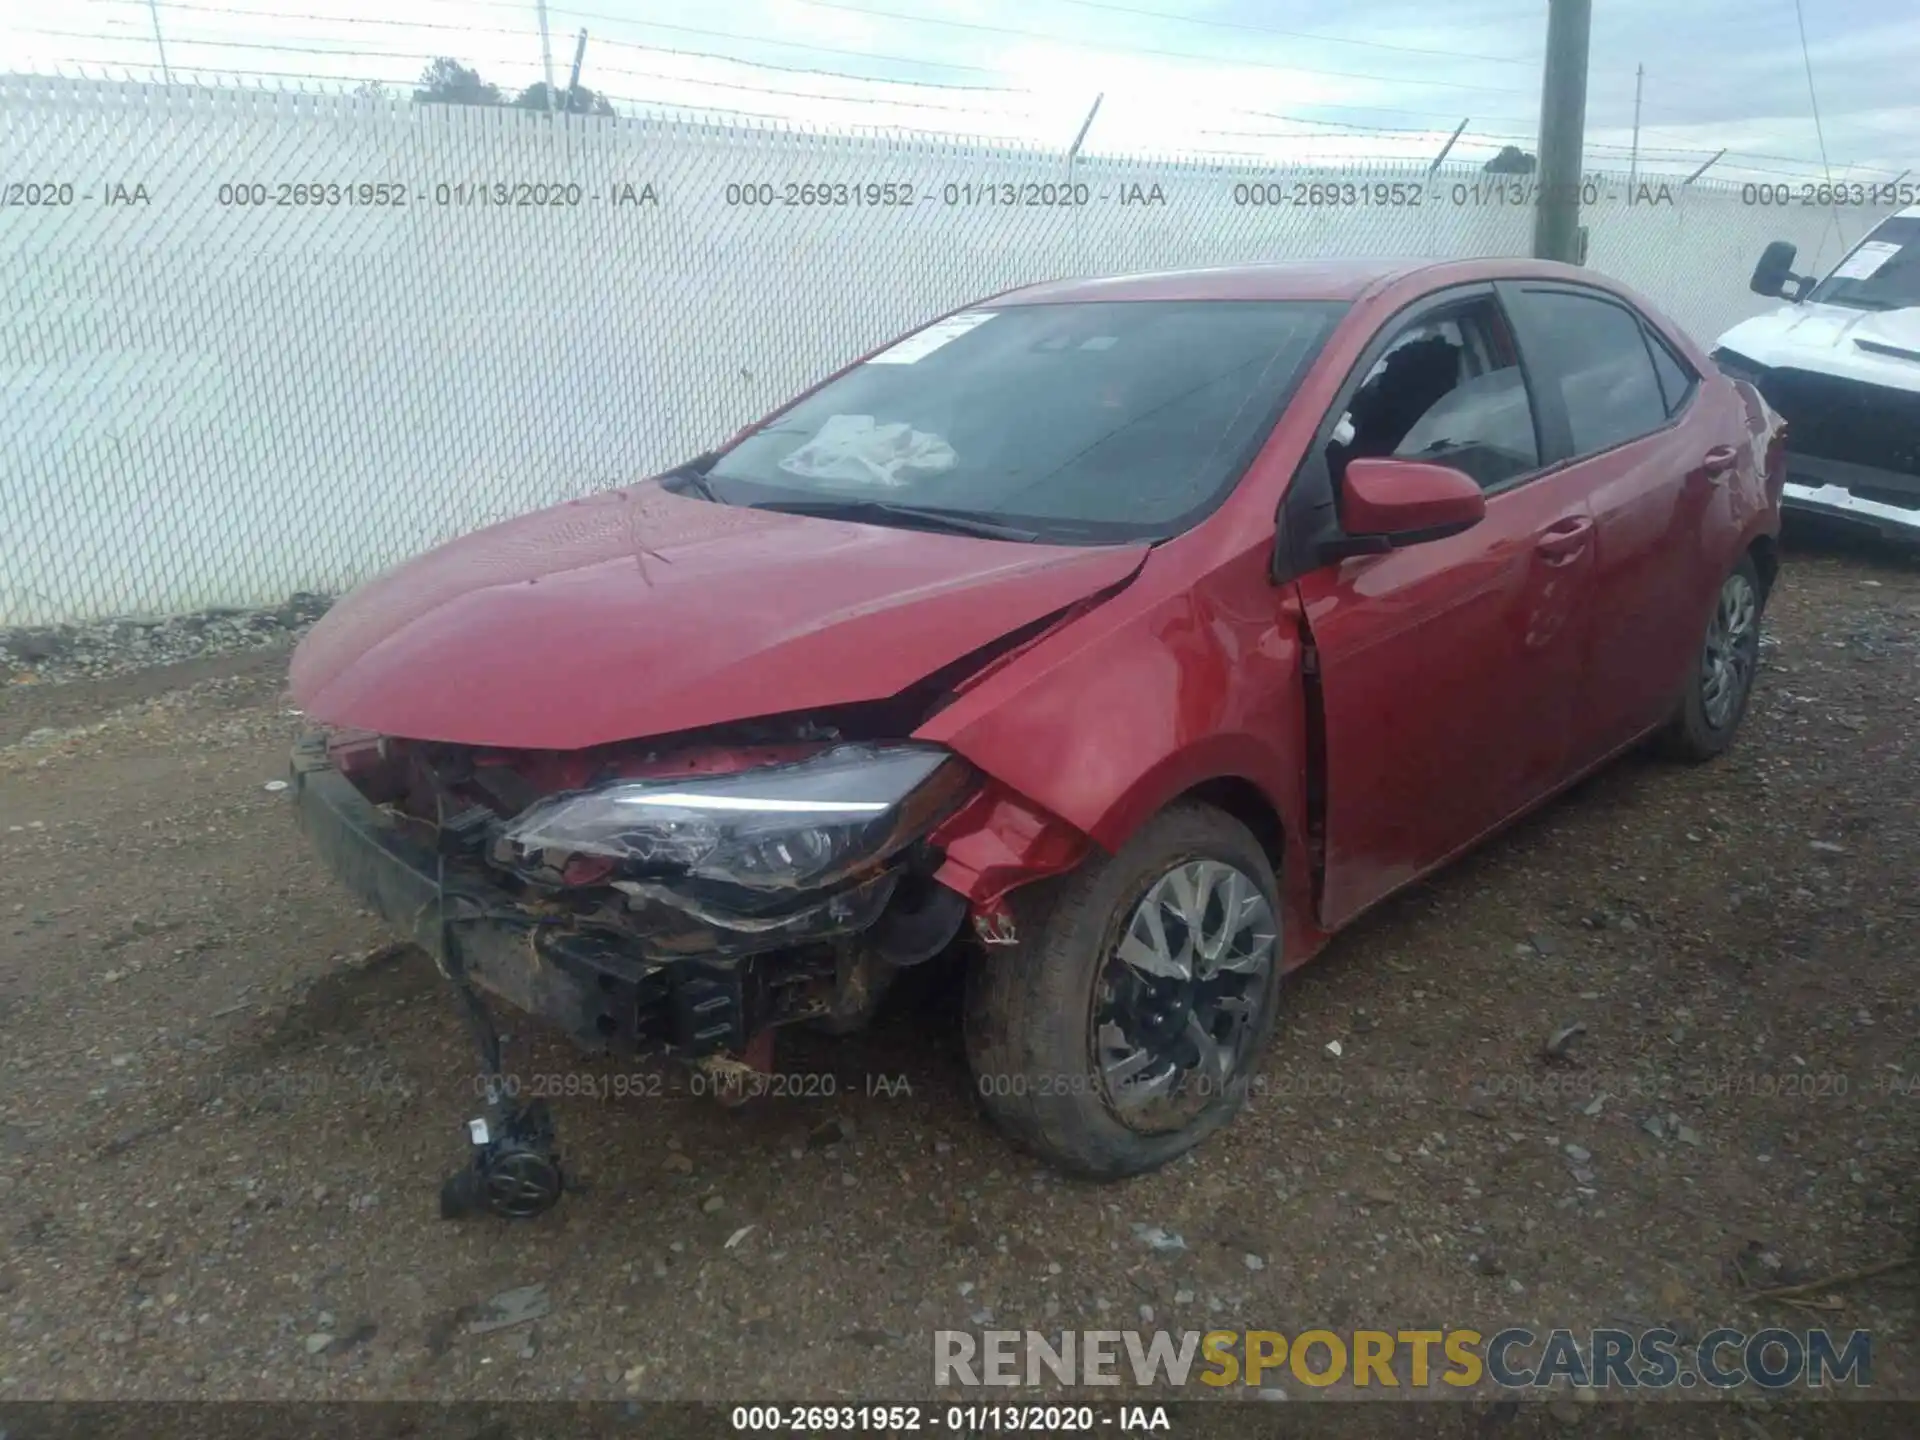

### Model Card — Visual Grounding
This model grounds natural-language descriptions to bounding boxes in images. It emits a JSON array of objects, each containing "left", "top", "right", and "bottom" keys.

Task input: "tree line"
[
  {"left": 396, "top": 56, "right": 1538, "bottom": 164},
  {"left": 405, "top": 57, "right": 616, "bottom": 116}
]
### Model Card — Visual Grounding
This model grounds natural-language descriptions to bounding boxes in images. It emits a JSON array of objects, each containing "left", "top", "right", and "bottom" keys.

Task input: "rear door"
[
  {"left": 1286, "top": 285, "right": 1601, "bottom": 931},
  {"left": 1499, "top": 283, "right": 1725, "bottom": 761}
]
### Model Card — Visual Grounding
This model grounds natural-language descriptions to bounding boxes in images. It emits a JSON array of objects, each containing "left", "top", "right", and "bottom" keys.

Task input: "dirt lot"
[{"left": 1, "top": 534, "right": 1916, "bottom": 1415}]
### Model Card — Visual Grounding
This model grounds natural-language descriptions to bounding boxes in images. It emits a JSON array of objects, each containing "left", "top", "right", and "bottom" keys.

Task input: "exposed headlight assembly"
[{"left": 490, "top": 743, "right": 973, "bottom": 906}]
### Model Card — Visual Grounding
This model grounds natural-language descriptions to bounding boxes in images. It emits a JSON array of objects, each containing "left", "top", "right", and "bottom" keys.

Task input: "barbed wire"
[
  {"left": 67, "top": 0, "right": 1915, "bottom": 160},
  {"left": 63, "top": 0, "right": 1551, "bottom": 130},
  {"left": 13, "top": 6, "right": 1911, "bottom": 180},
  {"left": 16, "top": 70, "right": 1883, "bottom": 183},
  {"left": 88, "top": 0, "right": 1032, "bottom": 89},
  {"left": 73, "top": 0, "right": 1545, "bottom": 101}
]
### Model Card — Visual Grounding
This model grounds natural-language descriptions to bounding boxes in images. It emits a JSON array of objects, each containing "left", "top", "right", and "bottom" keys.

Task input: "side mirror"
[
  {"left": 1325, "top": 457, "right": 1486, "bottom": 559},
  {"left": 1750, "top": 240, "right": 1809, "bottom": 301}
]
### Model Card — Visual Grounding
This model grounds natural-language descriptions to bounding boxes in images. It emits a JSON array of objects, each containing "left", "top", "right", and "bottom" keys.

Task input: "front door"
[{"left": 1287, "top": 289, "right": 1599, "bottom": 930}]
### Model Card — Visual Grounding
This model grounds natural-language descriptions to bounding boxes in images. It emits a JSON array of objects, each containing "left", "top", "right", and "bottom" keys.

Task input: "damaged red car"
[{"left": 287, "top": 257, "right": 1786, "bottom": 1218}]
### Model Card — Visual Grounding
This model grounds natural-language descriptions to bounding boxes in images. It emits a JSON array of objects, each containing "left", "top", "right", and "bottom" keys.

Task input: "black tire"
[
  {"left": 1657, "top": 553, "right": 1766, "bottom": 762},
  {"left": 962, "top": 802, "right": 1283, "bottom": 1179}
]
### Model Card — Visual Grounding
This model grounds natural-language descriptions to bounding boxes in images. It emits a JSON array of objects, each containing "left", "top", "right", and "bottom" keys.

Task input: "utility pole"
[
  {"left": 563, "top": 29, "right": 588, "bottom": 114},
  {"left": 1629, "top": 63, "right": 1643, "bottom": 190},
  {"left": 1428, "top": 117, "right": 1470, "bottom": 176},
  {"left": 1065, "top": 93, "right": 1103, "bottom": 185},
  {"left": 1532, "top": 0, "right": 1593, "bottom": 263},
  {"left": 536, "top": 0, "right": 557, "bottom": 113},
  {"left": 147, "top": 0, "right": 172, "bottom": 82}
]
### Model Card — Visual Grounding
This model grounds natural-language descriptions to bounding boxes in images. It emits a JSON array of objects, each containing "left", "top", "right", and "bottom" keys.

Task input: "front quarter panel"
[{"left": 917, "top": 540, "right": 1319, "bottom": 960}]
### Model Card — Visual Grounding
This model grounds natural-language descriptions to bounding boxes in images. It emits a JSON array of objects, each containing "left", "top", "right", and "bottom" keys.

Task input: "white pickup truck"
[{"left": 1712, "top": 205, "right": 1920, "bottom": 543}]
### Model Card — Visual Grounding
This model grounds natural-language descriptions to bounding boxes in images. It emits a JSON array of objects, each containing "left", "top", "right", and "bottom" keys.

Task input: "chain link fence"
[{"left": 1, "top": 76, "right": 1900, "bottom": 624}]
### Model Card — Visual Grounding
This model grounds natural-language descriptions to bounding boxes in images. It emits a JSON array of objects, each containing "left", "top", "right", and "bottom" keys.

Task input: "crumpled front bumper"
[{"left": 286, "top": 737, "right": 876, "bottom": 1055}]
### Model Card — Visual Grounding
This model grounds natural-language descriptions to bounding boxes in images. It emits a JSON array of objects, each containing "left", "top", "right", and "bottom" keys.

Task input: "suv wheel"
[{"left": 963, "top": 802, "right": 1283, "bottom": 1178}]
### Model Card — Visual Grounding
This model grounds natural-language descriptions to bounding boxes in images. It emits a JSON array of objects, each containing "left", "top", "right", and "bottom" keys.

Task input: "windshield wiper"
[
  {"left": 660, "top": 454, "right": 723, "bottom": 501},
  {"left": 749, "top": 498, "right": 1040, "bottom": 542}
]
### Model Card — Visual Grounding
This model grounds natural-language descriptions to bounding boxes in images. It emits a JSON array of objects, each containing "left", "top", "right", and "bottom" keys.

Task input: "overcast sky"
[{"left": 3, "top": 0, "right": 1913, "bottom": 178}]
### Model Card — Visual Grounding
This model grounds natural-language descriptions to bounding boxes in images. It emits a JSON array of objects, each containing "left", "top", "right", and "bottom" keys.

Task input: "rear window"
[
  {"left": 1510, "top": 290, "right": 1672, "bottom": 456},
  {"left": 1644, "top": 327, "right": 1697, "bottom": 415},
  {"left": 707, "top": 299, "right": 1348, "bottom": 543}
]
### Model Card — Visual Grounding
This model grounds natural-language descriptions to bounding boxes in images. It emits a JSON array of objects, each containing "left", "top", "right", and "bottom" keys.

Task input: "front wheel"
[
  {"left": 1657, "top": 553, "right": 1765, "bottom": 761},
  {"left": 963, "top": 802, "right": 1283, "bottom": 1178}
]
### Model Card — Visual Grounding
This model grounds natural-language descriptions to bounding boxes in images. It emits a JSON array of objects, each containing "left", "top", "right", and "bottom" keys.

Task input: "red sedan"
[{"left": 287, "top": 257, "right": 1786, "bottom": 1217}]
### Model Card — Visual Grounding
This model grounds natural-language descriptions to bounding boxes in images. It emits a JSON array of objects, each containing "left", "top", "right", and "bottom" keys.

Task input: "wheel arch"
[
  {"left": 1747, "top": 531, "right": 1780, "bottom": 601},
  {"left": 1178, "top": 774, "right": 1287, "bottom": 875},
  {"left": 1081, "top": 746, "right": 1322, "bottom": 966}
]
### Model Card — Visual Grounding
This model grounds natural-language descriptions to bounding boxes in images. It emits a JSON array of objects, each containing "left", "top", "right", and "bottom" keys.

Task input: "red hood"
[{"left": 289, "top": 484, "right": 1147, "bottom": 750}]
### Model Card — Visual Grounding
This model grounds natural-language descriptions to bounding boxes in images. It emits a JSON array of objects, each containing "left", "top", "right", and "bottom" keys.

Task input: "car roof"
[{"left": 991, "top": 256, "right": 1602, "bottom": 306}]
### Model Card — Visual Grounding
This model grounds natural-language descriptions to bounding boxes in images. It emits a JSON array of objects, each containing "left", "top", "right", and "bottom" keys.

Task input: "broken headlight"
[{"left": 491, "top": 743, "right": 973, "bottom": 899}]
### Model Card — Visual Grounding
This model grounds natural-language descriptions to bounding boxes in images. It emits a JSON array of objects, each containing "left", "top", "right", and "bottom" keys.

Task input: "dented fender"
[
  {"left": 927, "top": 782, "right": 1092, "bottom": 920},
  {"left": 916, "top": 542, "right": 1327, "bottom": 962}
]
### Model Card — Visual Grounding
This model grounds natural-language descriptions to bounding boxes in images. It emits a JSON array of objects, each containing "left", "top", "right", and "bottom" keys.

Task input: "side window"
[
  {"left": 1513, "top": 290, "right": 1672, "bottom": 455},
  {"left": 1643, "top": 326, "right": 1696, "bottom": 416},
  {"left": 1326, "top": 298, "right": 1540, "bottom": 494}
]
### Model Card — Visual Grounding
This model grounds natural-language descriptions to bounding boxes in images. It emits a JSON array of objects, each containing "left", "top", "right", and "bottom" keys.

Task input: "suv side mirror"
[
  {"left": 1751, "top": 240, "right": 1811, "bottom": 301},
  {"left": 1322, "top": 457, "right": 1486, "bottom": 561}
]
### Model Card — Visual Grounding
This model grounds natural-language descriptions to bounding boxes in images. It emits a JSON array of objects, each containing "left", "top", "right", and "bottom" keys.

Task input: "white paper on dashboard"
[
  {"left": 866, "top": 311, "right": 999, "bottom": 364},
  {"left": 1831, "top": 240, "right": 1900, "bottom": 281}
]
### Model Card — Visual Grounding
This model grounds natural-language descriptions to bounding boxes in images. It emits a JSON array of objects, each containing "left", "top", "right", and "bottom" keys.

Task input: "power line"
[
  {"left": 93, "top": 0, "right": 1031, "bottom": 87},
  {"left": 1791, "top": 0, "right": 1834, "bottom": 184},
  {"left": 57, "top": 7, "right": 1554, "bottom": 129},
  {"left": 1001, "top": 0, "right": 1539, "bottom": 67},
  {"left": 27, "top": 8, "right": 1909, "bottom": 177},
  {"left": 578, "top": 61, "right": 1052, "bottom": 118},
  {"left": 17, "top": 26, "right": 1051, "bottom": 113},
  {"left": 1638, "top": 128, "right": 1904, "bottom": 175},
  {"left": 18, "top": 27, "right": 453, "bottom": 64},
  {"left": 741, "top": 0, "right": 1539, "bottom": 97},
  {"left": 92, "top": 0, "right": 1544, "bottom": 96},
  {"left": 572, "top": 35, "right": 1035, "bottom": 97},
  {"left": 9, "top": 60, "right": 1884, "bottom": 179}
]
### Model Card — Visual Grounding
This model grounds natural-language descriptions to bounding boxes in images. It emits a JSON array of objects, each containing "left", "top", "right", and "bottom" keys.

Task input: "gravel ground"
[
  {"left": 0, "top": 593, "right": 332, "bottom": 687},
  {"left": 1, "top": 536, "right": 1916, "bottom": 1417}
]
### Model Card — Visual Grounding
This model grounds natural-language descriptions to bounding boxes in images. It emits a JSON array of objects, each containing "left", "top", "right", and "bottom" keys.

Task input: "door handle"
[
  {"left": 1701, "top": 445, "right": 1738, "bottom": 480},
  {"left": 1535, "top": 515, "right": 1593, "bottom": 564}
]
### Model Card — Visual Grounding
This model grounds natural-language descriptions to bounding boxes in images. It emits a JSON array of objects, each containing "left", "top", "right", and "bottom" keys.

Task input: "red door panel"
[
  {"left": 1295, "top": 468, "right": 1597, "bottom": 930},
  {"left": 1572, "top": 396, "right": 1747, "bottom": 759}
]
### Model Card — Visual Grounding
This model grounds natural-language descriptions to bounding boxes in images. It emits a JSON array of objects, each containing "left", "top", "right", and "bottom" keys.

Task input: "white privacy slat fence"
[{"left": 0, "top": 77, "right": 1897, "bottom": 624}]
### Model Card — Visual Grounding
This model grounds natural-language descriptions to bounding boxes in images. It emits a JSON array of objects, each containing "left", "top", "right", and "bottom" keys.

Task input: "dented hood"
[{"left": 289, "top": 483, "right": 1147, "bottom": 750}]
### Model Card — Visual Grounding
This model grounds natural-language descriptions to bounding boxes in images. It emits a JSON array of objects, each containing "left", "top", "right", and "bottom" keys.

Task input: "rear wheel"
[
  {"left": 1658, "top": 553, "right": 1765, "bottom": 760},
  {"left": 963, "top": 803, "right": 1283, "bottom": 1178}
]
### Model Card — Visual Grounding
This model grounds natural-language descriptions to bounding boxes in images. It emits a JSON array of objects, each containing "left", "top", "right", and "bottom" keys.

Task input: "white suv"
[{"left": 1713, "top": 206, "right": 1920, "bottom": 543}]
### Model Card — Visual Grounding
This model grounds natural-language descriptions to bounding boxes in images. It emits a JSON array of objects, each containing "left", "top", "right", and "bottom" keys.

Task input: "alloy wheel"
[
  {"left": 1091, "top": 858, "right": 1278, "bottom": 1133},
  {"left": 1701, "top": 571, "right": 1760, "bottom": 729}
]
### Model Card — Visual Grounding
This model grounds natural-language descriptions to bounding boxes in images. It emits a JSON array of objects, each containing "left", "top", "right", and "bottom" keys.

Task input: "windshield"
[
  {"left": 700, "top": 299, "right": 1348, "bottom": 544},
  {"left": 1808, "top": 216, "right": 1920, "bottom": 311}
]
